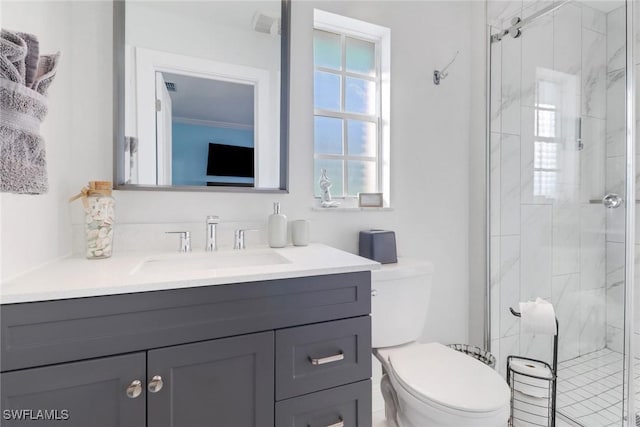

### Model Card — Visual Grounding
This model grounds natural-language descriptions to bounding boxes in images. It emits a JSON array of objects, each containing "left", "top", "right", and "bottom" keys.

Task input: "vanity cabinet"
[
  {"left": 1, "top": 353, "right": 146, "bottom": 426},
  {"left": 0, "top": 272, "right": 372, "bottom": 427},
  {"left": 147, "top": 332, "right": 274, "bottom": 427}
]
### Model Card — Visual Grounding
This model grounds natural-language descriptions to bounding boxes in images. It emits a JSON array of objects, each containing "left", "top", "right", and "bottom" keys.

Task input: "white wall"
[
  {"left": 1, "top": 1, "right": 74, "bottom": 279},
  {"left": 2, "top": 1, "right": 476, "bottom": 347},
  {"left": 115, "top": 0, "right": 475, "bottom": 345}
]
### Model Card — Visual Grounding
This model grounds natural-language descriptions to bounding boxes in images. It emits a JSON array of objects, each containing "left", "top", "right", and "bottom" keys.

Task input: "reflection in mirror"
[
  {"left": 156, "top": 73, "right": 255, "bottom": 187},
  {"left": 115, "top": 1, "right": 289, "bottom": 191}
]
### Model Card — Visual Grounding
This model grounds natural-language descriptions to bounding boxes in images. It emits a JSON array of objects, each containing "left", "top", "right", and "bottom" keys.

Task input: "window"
[
  {"left": 531, "top": 68, "right": 579, "bottom": 201},
  {"left": 533, "top": 79, "right": 560, "bottom": 198},
  {"left": 313, "top": 10, "right": 390, "bottom": 205}
]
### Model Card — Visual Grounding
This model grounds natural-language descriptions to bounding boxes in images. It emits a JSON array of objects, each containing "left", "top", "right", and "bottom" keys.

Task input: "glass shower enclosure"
[{"left": 487, "top": 0, "right": 635, "bottom": 425}]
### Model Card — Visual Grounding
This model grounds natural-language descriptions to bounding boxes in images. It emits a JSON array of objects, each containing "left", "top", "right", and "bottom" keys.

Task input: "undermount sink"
[{"left": 131, "top": 249, "right": 290, "bottom": 275}]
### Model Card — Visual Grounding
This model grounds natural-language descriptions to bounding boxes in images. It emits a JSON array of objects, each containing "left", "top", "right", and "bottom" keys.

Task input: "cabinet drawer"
[
  {"left": 275, "top": 316, "right": 371, "bottom": 400},
  {"left": 275, "top": 380, "right": 371, "bottom": 427}
]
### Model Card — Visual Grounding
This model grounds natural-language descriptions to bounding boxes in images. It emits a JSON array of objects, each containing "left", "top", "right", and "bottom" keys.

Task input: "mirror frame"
[{"left": 112, "top": 0, "right": 290, "bottom": 193}]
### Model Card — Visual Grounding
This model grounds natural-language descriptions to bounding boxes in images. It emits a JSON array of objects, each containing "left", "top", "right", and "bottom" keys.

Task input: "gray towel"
[
  {"left": 0, "top": 29, "right": 27, "bottom": 84},
  {"left": 17, "top": 32, "right": 39, "bottom": 88},
  {"left": 1, "top": 30, "right": 58, "bottom": 195},
  {"left": 31, "top": 52, "right": 59, "bottom": 96},
  {"left": 0, "top": 78, "right": 49, "bottom": 194}
]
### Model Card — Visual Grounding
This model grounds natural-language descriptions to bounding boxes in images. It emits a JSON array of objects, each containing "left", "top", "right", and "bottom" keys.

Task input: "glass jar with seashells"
[{"left": 70, "top": 181, "right": 115, "bottom": 259}]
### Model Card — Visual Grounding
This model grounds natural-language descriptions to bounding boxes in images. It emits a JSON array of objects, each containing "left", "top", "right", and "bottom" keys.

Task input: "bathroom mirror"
[{"left": 113, "top": 0, "right": 290, "bottom": 192}]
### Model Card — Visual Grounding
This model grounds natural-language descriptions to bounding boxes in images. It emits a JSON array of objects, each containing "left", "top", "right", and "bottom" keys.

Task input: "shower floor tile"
[{"left": 557, "top": 348, "right": 626, "bottom": 427}]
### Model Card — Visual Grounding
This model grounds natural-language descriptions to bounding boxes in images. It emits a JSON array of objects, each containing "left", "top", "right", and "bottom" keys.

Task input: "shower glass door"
[{"left": 488, "top": 1, "right": 631, "bottom": 425}]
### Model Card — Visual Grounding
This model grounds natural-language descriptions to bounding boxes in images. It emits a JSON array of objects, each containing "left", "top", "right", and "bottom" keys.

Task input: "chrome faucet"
[
  {"left": 234, "top": 229, "right": 247, "bottom": 250},
  {"left": 234, "top": 229, "right": 257, "bottom": 250},
  {"left": 166, "top": 231, "right": 191, "bottom": 253},
  {"left": 206, "top": 216, "right": 219, "bottom": 251}
]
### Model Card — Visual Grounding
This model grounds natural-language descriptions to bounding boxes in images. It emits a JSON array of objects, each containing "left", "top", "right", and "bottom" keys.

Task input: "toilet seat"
[{"left": 379, "top": 342, "right": 510, "bottom": 417}]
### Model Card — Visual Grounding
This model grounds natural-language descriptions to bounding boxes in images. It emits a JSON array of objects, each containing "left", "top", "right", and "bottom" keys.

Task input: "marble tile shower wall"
[{"left": 488, "top": 1, "right": 613, "bottom": 375}]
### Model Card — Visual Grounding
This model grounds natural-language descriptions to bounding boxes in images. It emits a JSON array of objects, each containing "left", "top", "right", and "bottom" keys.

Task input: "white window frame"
[{"left": 313, "top": 10, "right": 391, "bottom": 207}]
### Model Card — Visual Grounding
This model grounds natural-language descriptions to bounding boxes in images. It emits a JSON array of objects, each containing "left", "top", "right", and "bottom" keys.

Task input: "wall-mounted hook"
[{"left": 433, "top": 50, "right": 459, "bottom": 85}]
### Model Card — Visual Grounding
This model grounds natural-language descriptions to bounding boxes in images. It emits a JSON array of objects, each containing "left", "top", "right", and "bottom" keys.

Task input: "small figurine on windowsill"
[{"left": 319, "top": 168, "right": 340, "bottom": 208}]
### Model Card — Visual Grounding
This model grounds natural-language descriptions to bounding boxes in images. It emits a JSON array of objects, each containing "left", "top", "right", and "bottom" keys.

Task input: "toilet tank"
[{"left": 371, "top": 259, "right": 434, "bottom": 348}]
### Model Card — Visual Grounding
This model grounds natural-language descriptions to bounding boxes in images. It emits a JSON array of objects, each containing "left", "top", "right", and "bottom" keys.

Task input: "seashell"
[{"left": 83, "top": 196, "right": 114, "bottom": 259}]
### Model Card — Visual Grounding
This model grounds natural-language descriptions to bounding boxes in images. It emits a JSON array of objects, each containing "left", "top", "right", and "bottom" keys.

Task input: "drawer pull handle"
[
  {"left": 309, "top": 352, "right": 344, "bottom": 365},
  {"left": 126, "top": 380, "right": 142, "bottom": 399},
  {"left": 321, "top": 418, "right": 344, "bottom": 427},
  {"left": 148, "top": 375, "right": 164, "bottom": 393}
]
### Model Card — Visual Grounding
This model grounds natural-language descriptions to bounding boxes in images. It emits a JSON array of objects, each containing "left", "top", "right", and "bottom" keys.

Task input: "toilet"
[{"left": 372, "top": 259, "right": 511, "bottom": 427}]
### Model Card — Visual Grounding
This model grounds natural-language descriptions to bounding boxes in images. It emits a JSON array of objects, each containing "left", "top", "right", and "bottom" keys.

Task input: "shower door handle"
[{"left": 602, "top": 194, "right": 623, "bottom": 209}]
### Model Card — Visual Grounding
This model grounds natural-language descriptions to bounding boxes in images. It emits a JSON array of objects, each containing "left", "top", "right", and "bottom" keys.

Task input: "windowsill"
[{"left": 312, "top": 197, "right": 392, "bottom": 211}]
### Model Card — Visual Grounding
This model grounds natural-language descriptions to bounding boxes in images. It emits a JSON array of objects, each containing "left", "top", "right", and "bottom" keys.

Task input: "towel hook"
[{"left": 433, "top": 50, "right": 459, "bottom": 85}]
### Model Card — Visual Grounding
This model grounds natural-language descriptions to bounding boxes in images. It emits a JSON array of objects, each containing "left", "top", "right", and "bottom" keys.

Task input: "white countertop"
[{"left": 0, "top": 244, "right": 380, "bottom": 304}]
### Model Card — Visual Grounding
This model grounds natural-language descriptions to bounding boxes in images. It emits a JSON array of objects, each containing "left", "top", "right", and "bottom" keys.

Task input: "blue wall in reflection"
[{"left": 171, "top": 122, "right": 254, "bottom": 186}]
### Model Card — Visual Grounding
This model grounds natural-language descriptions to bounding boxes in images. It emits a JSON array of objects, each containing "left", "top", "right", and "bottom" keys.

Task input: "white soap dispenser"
[{"left": 268, "top": 202, "right": 287, "bottom": 248}]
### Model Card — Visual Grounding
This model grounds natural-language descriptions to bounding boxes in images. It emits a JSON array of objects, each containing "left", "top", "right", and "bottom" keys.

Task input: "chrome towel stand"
[{"left": 508, "top": 307, "right": 559, "bottom": 427}]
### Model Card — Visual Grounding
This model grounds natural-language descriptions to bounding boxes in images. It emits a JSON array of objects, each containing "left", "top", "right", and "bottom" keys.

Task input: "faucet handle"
[
  {"left": 234, "top": 229, "right": 258, "bottom": 250},
  {"left": 206, "top": 215, "right": 219, "bottom": 224},
  {"left": 166, "top": 231, "right": 191, "bottom": 253}
]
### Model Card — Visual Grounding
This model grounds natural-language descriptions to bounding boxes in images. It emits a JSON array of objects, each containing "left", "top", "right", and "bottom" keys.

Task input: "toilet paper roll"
[
  {"left": 509, "top": 358, "right": 553, "bottom": 399},
  {"left": 511, "top": 389, "right": 551, "bottom": 427},
  {"left": 519, "top": 298, "right": 557, "bottom": 335},
  {"left": 512, "top": 391, "right": 549, "bottom": 416},
  {"left": 512, "top": 408, "right": 549, "bottom": 427}
]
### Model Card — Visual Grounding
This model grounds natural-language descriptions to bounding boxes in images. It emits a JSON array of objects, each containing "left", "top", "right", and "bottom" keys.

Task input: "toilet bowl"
[{"left": 372, "top": 260, "right": 510, "bottom": 427}]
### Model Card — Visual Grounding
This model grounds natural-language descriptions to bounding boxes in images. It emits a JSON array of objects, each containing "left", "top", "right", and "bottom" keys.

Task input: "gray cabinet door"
[
  {"left": 147, "top": 331, "right": 274, "bottom": 427},
  {"left": 0, "top": 353, "right": 146, "bottom": 427}
]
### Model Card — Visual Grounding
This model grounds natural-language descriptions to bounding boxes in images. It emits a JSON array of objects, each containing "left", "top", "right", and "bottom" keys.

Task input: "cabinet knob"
[
  {"left": 148, "top": 375, "right": 164, "bottom": 393},
  {"left": 126, "top": 380, "right": 142, "bottom": 399}
]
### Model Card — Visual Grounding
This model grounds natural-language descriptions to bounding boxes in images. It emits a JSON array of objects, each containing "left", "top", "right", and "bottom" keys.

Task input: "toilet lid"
[{"left": 388, "top": 343, "right": 510, "bottom": 413}]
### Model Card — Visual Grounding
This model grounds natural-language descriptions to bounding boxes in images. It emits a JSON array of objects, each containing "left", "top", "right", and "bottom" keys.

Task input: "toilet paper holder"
[{"left": 507, "top": 307, "right": 559, "bottom": 427}]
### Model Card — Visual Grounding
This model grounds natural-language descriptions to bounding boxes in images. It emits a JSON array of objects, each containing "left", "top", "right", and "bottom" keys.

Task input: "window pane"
[
  {"left": 347, "top": 120, "right": 376, "bottom": 157},
  {"left": 346, "top": 37, "right": 375, "bottom": 75},
  {"left": 314, "top": 30, "right": 342, "bottom": 70},
  {"left": 314, "top": 71, "right": 341, "bottom": 111},
  {"left": 345, "top": 77, "right": 375, "bottom": 115},
  {"left": 536, "top": 80, "right": 558, "bottom": 108},
  {"left": 534, "top": 141, "right": 558, "bottom": 169},
  {"left": 535, "top": 109, "right": 556, "bottom": 138},
  {"left": 347, "top": 160, "right": 377, "bottom": 196},
  {"left": 314, "top": 159, "right": 344, "bottom": 197},
  {"left": 315, "top": 117, "right": 343, "bottom": 155}
]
